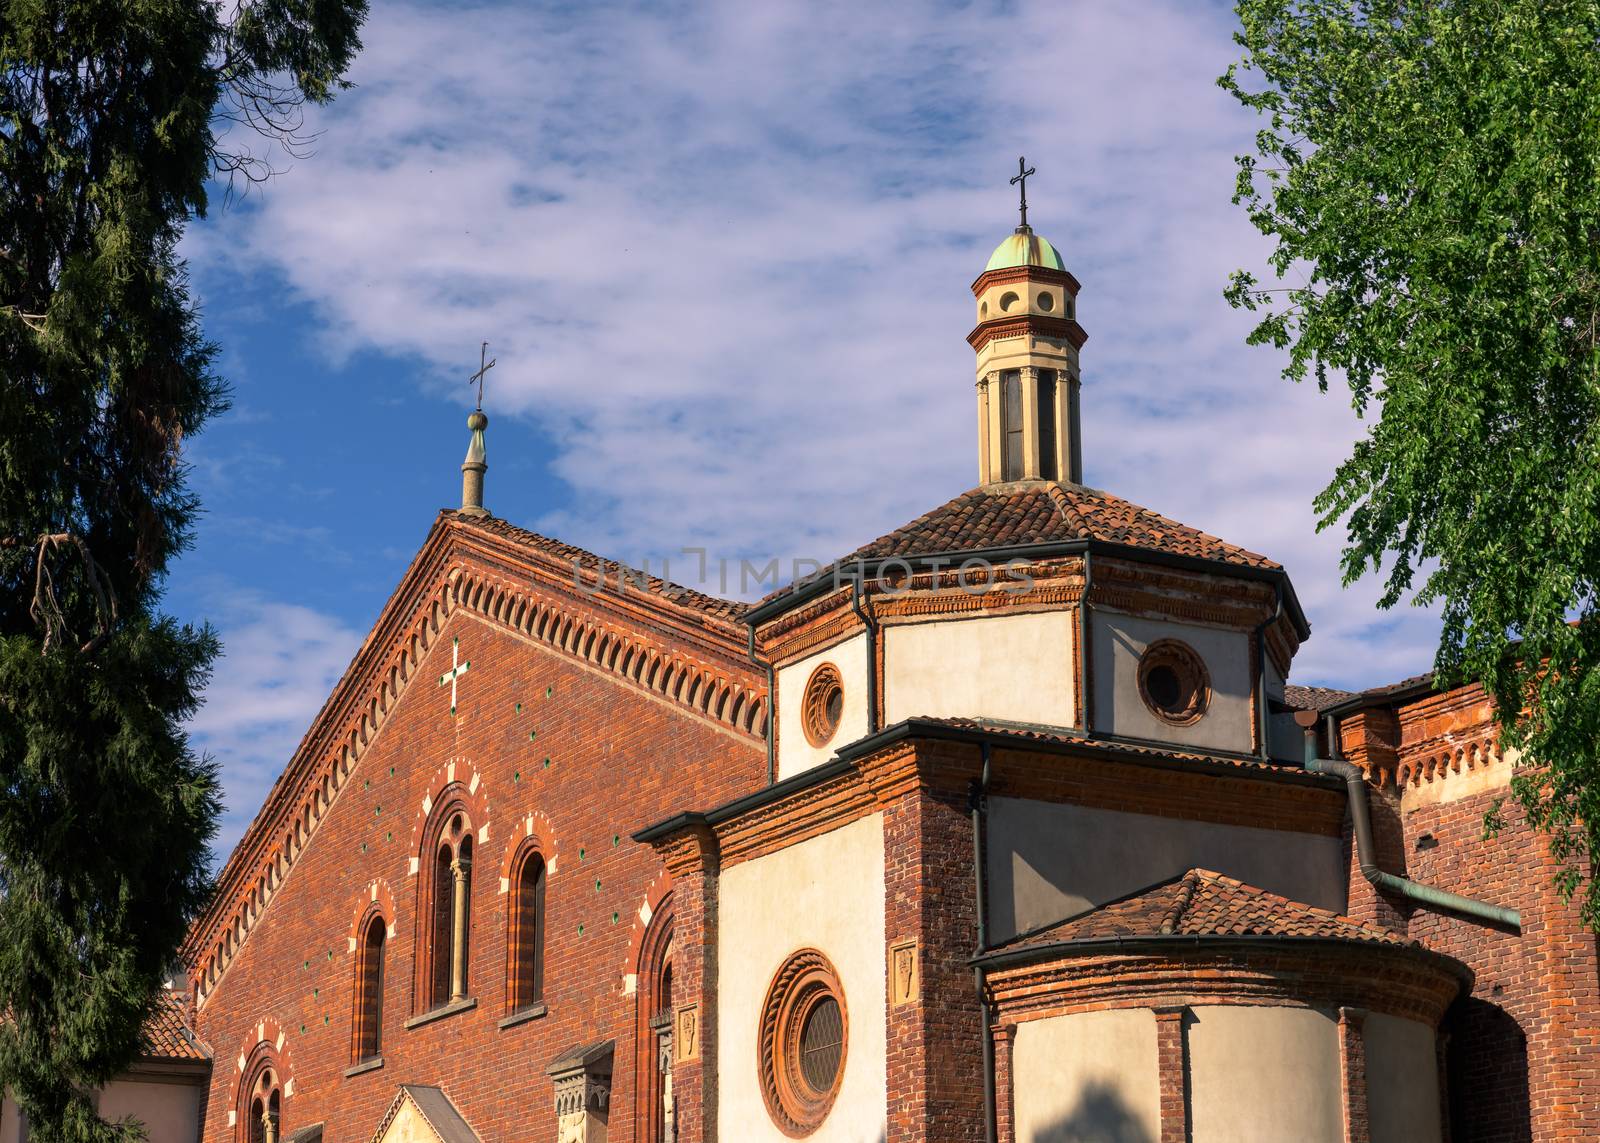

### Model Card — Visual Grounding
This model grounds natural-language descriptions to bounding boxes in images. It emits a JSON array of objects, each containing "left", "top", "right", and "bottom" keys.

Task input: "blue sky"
[{"left": 173, "top": 0, "right": 1443, "bottom": 859}]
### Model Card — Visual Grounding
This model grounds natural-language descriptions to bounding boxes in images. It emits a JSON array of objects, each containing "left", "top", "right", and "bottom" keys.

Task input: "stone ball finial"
[{"left": 468, "top": 410, "right": 488, "bottom": 431}]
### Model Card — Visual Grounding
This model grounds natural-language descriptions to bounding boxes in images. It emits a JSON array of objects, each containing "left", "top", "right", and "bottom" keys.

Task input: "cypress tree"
[{"left": 0, "top": 1, "right": 365, "bottom": 1137}]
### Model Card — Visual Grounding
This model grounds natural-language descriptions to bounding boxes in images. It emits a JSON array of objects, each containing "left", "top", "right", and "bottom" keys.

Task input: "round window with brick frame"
[
  {"left": 1136, "top": 638, "right": 1211, "bottom": 725},
  {"left": 759, "top": 948, "right": 848, "bottom": 1135},
  {"left": 801, "top": 663, "right": 845, "bottom": 748}
]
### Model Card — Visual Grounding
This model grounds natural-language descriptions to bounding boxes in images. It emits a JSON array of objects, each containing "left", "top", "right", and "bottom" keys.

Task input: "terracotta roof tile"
[
  {"left": 140, "top": 992, "right": 209, "bottom": 1061},
  {"left": 1004, "top": 868, "right": 1409, "bottom": 950},
  {"left": 842, "top": 482, "right": 1279, "bottom": 569},
  {"left": 447, "top": 511, "right": 748, "bottom": 622},
  {"left": 1283, "top": 684, "right": 1360, "bottom": 712},
  {"left": 760, "top": 481, "right": 1279, "bottom": 608}
]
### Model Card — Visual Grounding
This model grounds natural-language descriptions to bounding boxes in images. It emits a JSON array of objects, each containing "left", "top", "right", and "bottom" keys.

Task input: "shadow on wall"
[
  {"left": 1444, "top": 997, "right": 1531, "bottom": 1143},
  {"left": 1034, "top": 1079, "right": 1155, "bottom": 1143}
]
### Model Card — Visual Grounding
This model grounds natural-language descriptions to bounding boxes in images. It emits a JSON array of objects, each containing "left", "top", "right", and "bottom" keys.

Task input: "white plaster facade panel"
[
  {"left": 717, "top": 814, "right": 887, "bottom": 1143},
  {"left": 1365, "top": 1013, "right": 1444, "bottom": 1143},
  {"left": 1188, "top": 1006, "right": 1342, "bottom": 1143},
  {"left": 882, "top": 611, "right": 1076, "bottom": 730},
  {"left": 1011, "top": 1008, "right": 1160, "bottom": 1143},
  {"left": 776, "top": 632, "right": 870, "bottom": 780},
  {"left": 96, "top": 1079, "right": 204, "bottom": 1142},
  {"left": 1091, "top": 612, "right": 1254, "bottom": 752},
  {"left": 986, "top": 797, "right": 1345, "bottom": 942}
]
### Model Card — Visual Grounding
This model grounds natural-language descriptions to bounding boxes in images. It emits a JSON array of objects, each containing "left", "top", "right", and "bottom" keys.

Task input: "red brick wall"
[
  {"left": 1360, "top": 687, "right": 1600, "bottom": 1143},
  {"left": 192, "top": 610, "right": 764, "bottom": 1142},
  {"left": 1401, "top": 785, "right": 1600, "bottom": 1143},
  {"left": 881, "top": 744, "right": 985, "bottom": 1143}
]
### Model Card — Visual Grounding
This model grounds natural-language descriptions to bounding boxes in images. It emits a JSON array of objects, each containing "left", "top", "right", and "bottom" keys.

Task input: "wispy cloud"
[
  {"left": 187, "top": 588, "right": 365, "bottom": 859},
  {"left": 188, "top": 0, "right": 1441, "bottom": 690}
]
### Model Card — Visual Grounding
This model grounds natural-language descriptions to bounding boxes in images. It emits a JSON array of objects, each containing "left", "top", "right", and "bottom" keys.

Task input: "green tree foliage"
[
  {"left": 1222, "top": 0, "right": 1600, "bottom": 925},
  {"left": 0, "top": 1, "right": 364, "bottom": 1137}
]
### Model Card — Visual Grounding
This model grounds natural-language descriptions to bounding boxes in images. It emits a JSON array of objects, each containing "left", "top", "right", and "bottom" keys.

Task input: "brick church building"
[{"left": 157, "top": 208, "right": 1600, "bottom": 1143}]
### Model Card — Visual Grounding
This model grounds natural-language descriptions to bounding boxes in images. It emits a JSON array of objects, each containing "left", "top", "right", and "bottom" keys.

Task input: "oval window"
[
  {"left": 1037, "top": 291, "right": 1054, "bottom": 312},
  {"left": 998, "top": 291, "right": 1020, "bottom": 312},
  {"left": 802, "top": 663, "right": 845, "bottom": 747},
  {"left": 760, "top": 949, "right": 848, "bottom": 1134},
  {"left": 1136, "top": 639, "right": 1210, "bottom": 725}
]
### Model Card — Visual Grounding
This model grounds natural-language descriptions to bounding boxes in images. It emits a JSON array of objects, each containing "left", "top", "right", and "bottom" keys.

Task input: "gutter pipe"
[
  {"left": 849, "top": 567, "right": 880, "bottom": 735},
  {"left": 746, "top": 623, "right": 776, "bottom": 785},
  {"left": 1253, "top": 584, "right": 1282, "bottom": 761},
  {"left": 971, "top": 741, "right": 997, "bottom": 1143},
  {"left": 1078, "top": 550, "right": 1093, "bottom": 734},
  {"left": 1296, "top": 713, "right": 1521, "bottom": 931}
]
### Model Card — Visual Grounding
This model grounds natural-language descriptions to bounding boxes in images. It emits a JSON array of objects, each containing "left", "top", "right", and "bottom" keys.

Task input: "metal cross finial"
[
  {"left": 1010, "top": 156, "right": 1036, "bottom": 229},
  {"left": 468, "top": 341, "right": 496, "bottom": 411}
]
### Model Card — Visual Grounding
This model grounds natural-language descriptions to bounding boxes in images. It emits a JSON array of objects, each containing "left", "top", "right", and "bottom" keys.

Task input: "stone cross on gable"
[{"left": 439, "top": 637, "right": 470, "bottom": 715}]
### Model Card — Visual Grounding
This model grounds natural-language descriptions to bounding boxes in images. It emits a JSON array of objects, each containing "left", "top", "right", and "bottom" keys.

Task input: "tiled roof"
[
  {"left": 447, "top": 511, "right": 749, "bottom": 622},
  {"left": 838, "top": 482, "right": 1279, "bottom": 570},
  {"left": 1003, "top": 868, "right": 1409, "bottom": 950},
  {"left": 140, "top": 992, "right": 209, "bottom": 1061},
  {"left": 760, "top": 481, "right": 1279, "bottom": 609},
  {"left": 1283, "top": 684, "right": 1359, "bottom": 712}
]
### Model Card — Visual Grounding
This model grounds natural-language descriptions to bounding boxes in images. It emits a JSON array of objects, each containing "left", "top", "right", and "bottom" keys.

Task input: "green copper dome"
[{"left": 985, "top": 228, "right": 1066, "bottom": 273}]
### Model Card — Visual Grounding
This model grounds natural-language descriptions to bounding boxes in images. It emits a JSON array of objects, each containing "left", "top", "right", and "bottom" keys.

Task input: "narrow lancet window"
[
  {"left": 353, "top": 914, "right": 385, "bottom": 1062},
  {"left": 508, "top": 849, "right": 546, "bottom": 1012},
  {"left": 1001, "top": 370, "right": 1023, "bottom": 481},
  {"left": 1037, "top": 369, "right": 1057, "bottom": 481}
]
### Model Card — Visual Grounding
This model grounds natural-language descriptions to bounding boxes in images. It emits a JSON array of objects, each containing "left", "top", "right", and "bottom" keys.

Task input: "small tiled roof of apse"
[
  {"left": 140, "top": 992, "right": 210, "bottom": 1061},
  {"left": 1000, "top": 868, "right": 1411, "bottom": 951},
  {"left": 446, "top": 510, "right": 749, "bottom": 623},
  {"left": 1282, "top": 684, "right": 1360, "bottom": 713},
  {"left": 759, "top": 481, "right": 1280, "bottom": 611}
]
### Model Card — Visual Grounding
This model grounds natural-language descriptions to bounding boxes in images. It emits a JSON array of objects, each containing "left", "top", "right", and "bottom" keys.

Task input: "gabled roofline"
[
  {"left": 183, "top": 510, "right": 764, "bottom": 1000},
  {"left": 744, "top": 539, "right": 1310, "bottom": 640}
]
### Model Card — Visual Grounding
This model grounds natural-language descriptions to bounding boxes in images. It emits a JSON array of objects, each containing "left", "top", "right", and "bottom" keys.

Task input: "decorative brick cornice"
[
  {"left": 966, "top": 314, "right": 1089, "bottom": 352},
  {"left": 971, "top": 264, "right": 1082, "bottom": 296},
  {"left": 183, "top": 515, "right": 766, "bottom": 1012},
  {"left": 985, "top": 940, "right": 1462, "bottom": 1027}
]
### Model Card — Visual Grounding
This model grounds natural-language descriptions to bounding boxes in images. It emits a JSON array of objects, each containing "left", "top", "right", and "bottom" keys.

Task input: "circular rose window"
[
  {"left": 760, "top": 949, "right": 848, "bottom": 1135},
  {"left": 1137, "top": 639, "right": 1210, "bottom": 725},
  {"left": 801, "top": 663, "right": 845, "bottom": 748}
]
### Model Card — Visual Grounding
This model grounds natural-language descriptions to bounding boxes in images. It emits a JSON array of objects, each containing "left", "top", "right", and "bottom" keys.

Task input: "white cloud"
[
  {"left": 189, "top": 0, "right": 1442, "bottom": 690},
  {"left": 187, "top": 589, "right": 365, "bottom": 860}
]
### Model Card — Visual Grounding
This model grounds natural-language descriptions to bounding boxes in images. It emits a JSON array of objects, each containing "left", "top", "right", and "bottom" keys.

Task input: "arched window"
[
  {"left": 239, "top": 1055, "right": 282, "bottom": 1143},
  {"left": 419, "top": 808, "right": 475, "bottom": 1012},
  {"left": 634, "top": 892, "right": 676, "bottom": 1143},
  {"left": 352, "top": 912, "right": 386, "bottom": 1063},
  {"left": 506, "top": 846, "right": 546, "bottom": 1013}
]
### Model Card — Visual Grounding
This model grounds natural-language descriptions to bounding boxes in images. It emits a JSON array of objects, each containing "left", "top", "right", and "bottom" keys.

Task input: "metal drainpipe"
[
  {"left": 1078, "top": 550, "right": 1093, "bottom": 735},
  {"left": 971, "top": 742, "right": 997, "bottom": 1143},
  {"left": 746, "top": 624, "right": 776, "bottom": 786},
  {"left": 1254, "top": 586, "right": 1283, "bottom": 761},
  {"left": 850, "top": 568, "right": 880, "bottom": 735},
  {"left": 1297, "top": 713, "right": 1521, "bottom": 930}
]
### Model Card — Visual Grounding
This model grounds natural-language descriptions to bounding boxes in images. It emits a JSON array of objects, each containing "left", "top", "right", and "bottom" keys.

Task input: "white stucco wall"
[
  {"left": 97, "top": 1079, "right": 203, "bottom": 1142},
  {"left": 1188, "top": 1006, "right": 1342, "bottom": 1143},
  {"left": 776, "top": 633, "right": 871, "bottom": 779},
  {"left": 1091, "top": 612, "right": 1254, "bottom": 753},
  {"left": 987, "top": 797, "right": 1346, "bottom": 941},
  {"left": 1366, "top": 1013, "right": 1444, "bottom": 1143},
  {"left": 1012, "top": 1009, "right": 1160, "bottom": 1143},
  {"left": 882, "top": 611, "right": 1077, "bottom": 729},
  {"left": 718, "top": 814, "right": 887, "bottom": 1143}
]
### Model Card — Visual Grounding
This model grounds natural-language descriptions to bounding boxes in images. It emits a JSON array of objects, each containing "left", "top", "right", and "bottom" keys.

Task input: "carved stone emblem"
[
  {"left": 890, "top": 940, "right": 918, "bottom": 1007},
  {"left": 676, "top": 1004, "right": 700, "bottom": 1063}
]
